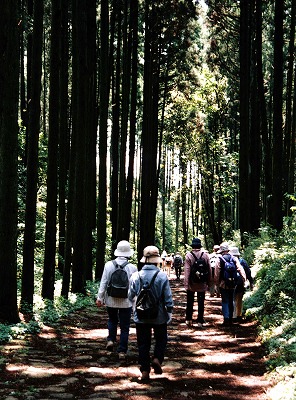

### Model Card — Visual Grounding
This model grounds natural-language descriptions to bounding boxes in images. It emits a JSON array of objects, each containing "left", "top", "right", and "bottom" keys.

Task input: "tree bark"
[
  {"left": 21, "top": 0, "right": 44, "bottom": 310},
  {"left": 0, "top": 0, "right": 20, "bottom": 323}
]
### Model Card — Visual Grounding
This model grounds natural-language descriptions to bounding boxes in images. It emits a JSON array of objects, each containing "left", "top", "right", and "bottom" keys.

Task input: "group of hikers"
[{"left": 96, "top": 238, "right": 253, "bottom": 381}]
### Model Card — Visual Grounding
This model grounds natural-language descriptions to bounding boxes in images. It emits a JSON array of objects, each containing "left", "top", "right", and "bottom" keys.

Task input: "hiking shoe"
[
  {"left": 140, "top": 371, "right": 150, "bottom": 381},
  {"left": 118, "top": 352, "right": 126, "bottom": 360},
  {"left": 185, "top": 320, "right": 193, "bottom": 327},
  {"left": 197, "top": 322, "right": 203, "bottom": 328},
  {"left": 106, "top": 340, "right": 114, "bottom": 351},
  {"left": 151, "top": 358, "right": 163, "bottom": 374}
]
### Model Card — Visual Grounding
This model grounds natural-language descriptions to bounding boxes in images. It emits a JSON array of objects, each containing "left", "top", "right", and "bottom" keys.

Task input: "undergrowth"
[
  {"left": 0, "top": 279, "right": 98, "bottom": 345},
  {"left": 243, "top": 221, "right": 296, "bottom": 400}
]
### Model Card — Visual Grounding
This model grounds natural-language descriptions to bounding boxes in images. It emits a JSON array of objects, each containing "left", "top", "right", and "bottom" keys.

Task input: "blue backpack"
[{"left": 221, "top": 254, "right": 239, "bottom": 289}]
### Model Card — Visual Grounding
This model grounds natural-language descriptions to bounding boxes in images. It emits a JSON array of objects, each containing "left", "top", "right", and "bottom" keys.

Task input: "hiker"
[
  {"left": 214, "top": 242, "right": 246, "bottom": 326},
  {"left": 95, "top": 240, "right": 137, "bottom": 360},
  {"left": 209, "top": 244, "right": 220, "bottom": 297},
  {"left": 173, "top": 251, "right": 183, "bottom": 280},
  {"left": 161, "top": 250, "right": 167, "bottom": 268},
  {"left": 129, "top": 245, "right": 173, "bottom": 381},
  {"left": 163, "top": 253, "right": 174, "bottom": 276},
  {"left": 230, "top": 246, "right": 254, "bottom": 322},
  {"left": 184, "top": 238, "right": 211, "bottom": 328}
]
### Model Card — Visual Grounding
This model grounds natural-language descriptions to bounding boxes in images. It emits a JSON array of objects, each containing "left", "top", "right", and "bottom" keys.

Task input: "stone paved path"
[{"left": 0, "top": 277, "right": 271, "bottom": 400}]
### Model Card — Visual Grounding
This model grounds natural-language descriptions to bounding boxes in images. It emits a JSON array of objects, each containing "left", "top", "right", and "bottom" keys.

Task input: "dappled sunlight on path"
[{"left": 0, "top": 274, "right": 271, "bottom": 399}]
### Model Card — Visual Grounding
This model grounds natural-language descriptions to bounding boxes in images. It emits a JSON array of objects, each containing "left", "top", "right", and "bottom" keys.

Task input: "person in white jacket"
[{"left": 96, "top": 241, "right": 137, "bottom": 360}]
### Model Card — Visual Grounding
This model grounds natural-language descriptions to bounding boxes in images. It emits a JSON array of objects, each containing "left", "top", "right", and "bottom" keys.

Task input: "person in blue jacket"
[
  {"left": 129, "top": 245, "right": 173, "bottom": 382},
  {"left": 230, "top": 247, "right": 254, "bottom": 322}
]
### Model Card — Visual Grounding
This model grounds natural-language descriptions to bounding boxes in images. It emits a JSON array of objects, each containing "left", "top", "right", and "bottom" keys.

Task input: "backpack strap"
[
  {"left": 112, "top": 260, "right": 129, "bottom": 269},
  {"left": 190, "top": 251, "right": 204, "bottom": 262},
  {"left": 139, "top": 269, "right": 160, "bottom": 288}
]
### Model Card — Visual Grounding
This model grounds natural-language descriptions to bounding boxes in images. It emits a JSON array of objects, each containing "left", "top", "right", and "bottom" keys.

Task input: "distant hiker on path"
[
  {"left": 209, "top": 244, "right": 220, "bottom": 297},
  {"left": 184, "top": 238, "right": 211, "bottom": 328},
  {"left": 129, "top": 245, "right": 173, "bottom": 382},
  {"left": 173, "top": 251, "right": 183, "bottom": 280},
  {"left": 96, "top": 240, "right": 137, "bottom": 360}
]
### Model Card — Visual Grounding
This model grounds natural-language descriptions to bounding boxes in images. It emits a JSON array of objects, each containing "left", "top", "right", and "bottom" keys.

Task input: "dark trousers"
[
  {"left": 107, "top": 307, "right": 132, "bottom": 353},
  {"left": 186, "top": 290, "right": 205, "bottom": 323},
  {"left": 135, "top": 323, "right": 168, "bottom": 373},
  {"left": 175, "top": 266, "right": 182, "bottom": 279}
]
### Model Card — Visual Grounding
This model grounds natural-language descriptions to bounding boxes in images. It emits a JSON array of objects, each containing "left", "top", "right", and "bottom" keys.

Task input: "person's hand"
[
  {"left": 167, "top": 313, "right": 172, "bottom": 324},
  {"left": 96, "top": 299, "right": 103, "bottom": 307}
]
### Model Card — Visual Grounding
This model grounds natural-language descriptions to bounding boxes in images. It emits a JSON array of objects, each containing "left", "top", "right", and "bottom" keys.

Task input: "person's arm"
[
  {"left": 163, "top": 278, "right": 173, "bottom": 313},
  {"left": 214, "top": 257, "right": 221, "bottom": 285},
  {"left": 235, "top": 258, "right": 246, "bottom": 282},
  {"left": 204, "top": 253, "right": 212, "bottom": 284},
  {"left": 128, "top": 272, "right": 140, "bottom": 302},
  {"left": 241, "top": 259, "right": 253, "bottom": 287},
  {"left": 96, "top": 263, "right": 111, "bottom": 306},
  {"left": 183, "top": 254, "right": 191, "bottom": 290}
]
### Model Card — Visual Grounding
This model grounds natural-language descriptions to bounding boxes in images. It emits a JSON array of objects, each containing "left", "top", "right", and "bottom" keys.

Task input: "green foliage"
[
  {"left": 0, "top": 320, "right": 41, "bottom": 344},
  {"left": 0, "top": 280, "right": 98, "bottom": 347},
  {"left": 243, "top": 221, "right": 296, "bottom": 399}
]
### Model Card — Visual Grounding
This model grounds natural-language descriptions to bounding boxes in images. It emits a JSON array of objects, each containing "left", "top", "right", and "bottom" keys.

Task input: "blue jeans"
[
  {"left": 186, "top": 290, "right": 205, "bottom": 323},
  {"left": 136, "top": 323, "right": 168, "bottom": 372},
  {"left": 220, "top": 288, "right": 234, "bottom": 319},
  {"left": 106, "top": 307, "right": 132, "bottom": 353}
]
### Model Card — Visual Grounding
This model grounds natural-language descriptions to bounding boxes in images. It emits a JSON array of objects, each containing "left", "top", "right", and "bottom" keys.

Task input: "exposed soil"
[{"left": 0, "top": 275, "right": 271, "bottom": 400}]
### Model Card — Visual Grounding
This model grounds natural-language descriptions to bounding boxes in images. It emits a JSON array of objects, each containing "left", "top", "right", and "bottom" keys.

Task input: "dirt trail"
[{"left": 0, "top": 276, "right": 271, "bottom": 400}]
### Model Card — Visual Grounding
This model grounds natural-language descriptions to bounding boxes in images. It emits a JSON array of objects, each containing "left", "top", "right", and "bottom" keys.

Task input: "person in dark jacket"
[
  {"left": 129, "top": 245, "right": 173, "bottom": 381},
  {"left": 184, "top": 238, "right": 212, "bottom": 328},
  {"left": 173, "top": 251, "right": 183, "bottom": 280},
  {"left": 230, "top": 247, "right": 254, "bottom": 322}
]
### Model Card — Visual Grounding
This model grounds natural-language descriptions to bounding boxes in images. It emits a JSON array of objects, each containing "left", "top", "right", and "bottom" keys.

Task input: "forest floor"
[{"left": 0, "top": 274, "right": 272, "bottom": 400}]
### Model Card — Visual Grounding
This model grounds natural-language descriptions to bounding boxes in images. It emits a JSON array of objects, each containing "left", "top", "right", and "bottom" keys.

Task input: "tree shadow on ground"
[{"left": 0, "top": 275, "right": 270, "bottom": 400}]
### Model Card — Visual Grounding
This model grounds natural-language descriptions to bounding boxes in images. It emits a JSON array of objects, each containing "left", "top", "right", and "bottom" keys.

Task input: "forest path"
[{"left": 0, "top": 276, "right": 271, "bottom": 400}]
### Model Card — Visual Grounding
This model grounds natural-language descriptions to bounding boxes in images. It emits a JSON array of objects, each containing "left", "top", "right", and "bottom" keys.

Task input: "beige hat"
[
  {"left": 230, "top": 247, "right": 240, "bottom": 257},
  {"left": 140, "top": 245, "right": 162, "bottom": 264},
  {"left": 114, "top": 240, "right": 134, "bottom": 257},
  {"left": 217, "top": 242, "right": 230, "bottom": 254}
]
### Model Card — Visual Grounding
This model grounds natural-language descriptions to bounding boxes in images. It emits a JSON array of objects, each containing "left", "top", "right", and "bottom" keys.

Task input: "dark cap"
[{"left": 191, "top": 238, "right": 202, "bottom": 248}]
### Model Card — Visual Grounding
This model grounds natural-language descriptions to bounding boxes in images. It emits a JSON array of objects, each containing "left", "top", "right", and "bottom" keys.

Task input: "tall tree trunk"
[
  {"left": 84, "top": 0, "right": 97, "bottom": 281},
  {"left": 256, "top": 0, "right": 270, "bottom": 224},
  {"left": 181, "top": 159, "right": 188, "bottom": 246},
  {"left": 0, "top": 0, "right": 20, "bottom": 323},
  {"left": 96, "top": 0, "right": 110, "bottom": 280},
  {"left": 21, "top": 0, "right": 44, "bottom": 310},
  {"left": 248, "top": 0, "right": 261, "bottom": 234},
  {"left": 284, "top": 0, "right": 296, "bottom": 215},
  {"left": 124, "top": 0, "right": 138, "bottom": 240},
  {"left": 138, "top": 0, "right": 160, "bottom": 261},
  {"left": 239, "top": 0, "right": 251, "bottom": 244},
  {"left": 58, "top": 0, "right": 69, "bottom": 275},
  {"left": 42, "top": 0, "right": 60, "bottom": 300},
  {"left": 269, "top": 0, "right": 284, "bottom": 231},
  {"left": 71, "top": 0, "right": 96, "bottom": 293},
  {"left": 110, "top": 0, "right": 120, "bottom": 248}
]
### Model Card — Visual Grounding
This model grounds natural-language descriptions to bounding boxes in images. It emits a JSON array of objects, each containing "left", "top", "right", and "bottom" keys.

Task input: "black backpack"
[
  {"left": 221, "top": 254, "right": 238, "bottom": 289},
  {"left": 107, "top": 261, "right": 129, "bottom": 298},
  {"left": 174, "top": 255, "right": 182, "bottom": 267},
  {"left": 136, "top": 270, "right": 160, "bottom": 320},
  {"left": 189, "top": 251, "right": 209, "bottom": 283}
]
